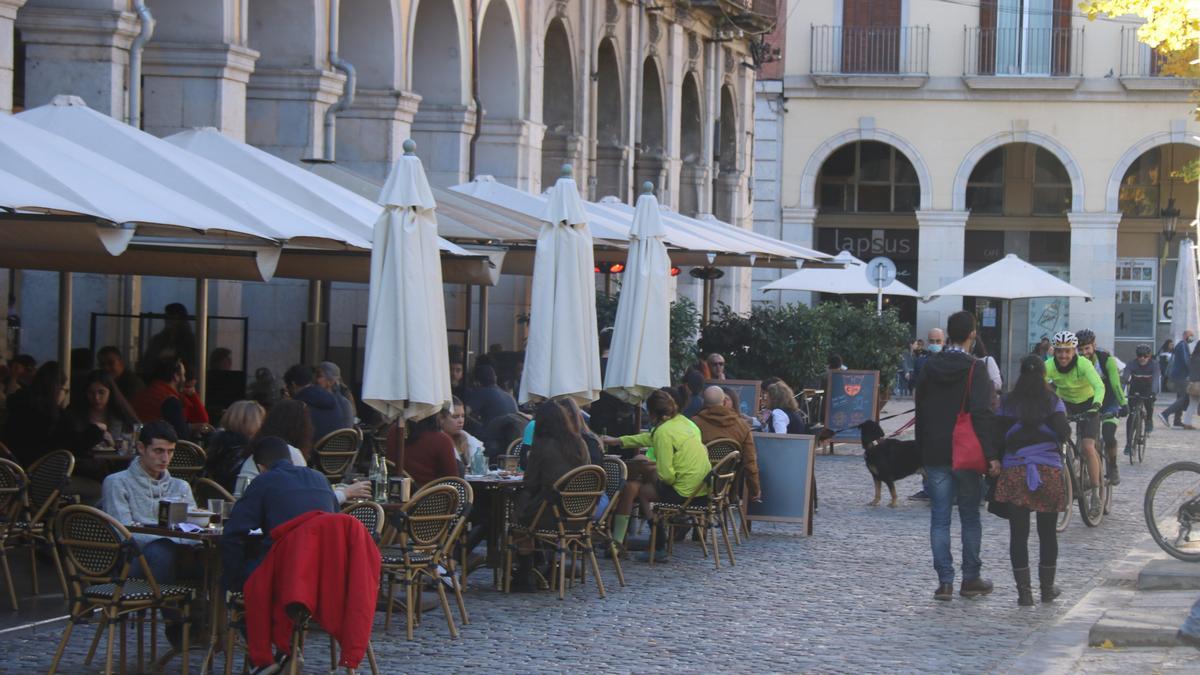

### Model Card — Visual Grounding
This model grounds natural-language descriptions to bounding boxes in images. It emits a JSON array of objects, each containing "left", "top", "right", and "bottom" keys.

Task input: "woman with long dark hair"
[
  {"left": 3, "top": 361, "right": 67, "bottom": 467},
  {"left": 55, "top": 370, "right": 139, "bottom": 500},
  {"left": 992, "top": 354, "right": 1070, "bottom": 606}
]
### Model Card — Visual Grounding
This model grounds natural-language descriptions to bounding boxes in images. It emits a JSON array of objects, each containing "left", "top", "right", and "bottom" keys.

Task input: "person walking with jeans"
[
  {"left": 915, "top": 311, "right": 999, "bottom": 601},
  {"left": 1161, "top": 329, "right": 1194, "bottom": 428}
]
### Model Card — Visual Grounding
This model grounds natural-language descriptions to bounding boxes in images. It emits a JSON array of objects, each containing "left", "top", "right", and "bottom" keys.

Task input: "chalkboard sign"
[
  {"left": 746, "top": 432, "right": 816, "bottom": 533},
  {"left": 706, "top": 379, "right": 760, "bottom": 420},
  {"left": 823, "top": 369, "right": 880, "bottom": 441}
]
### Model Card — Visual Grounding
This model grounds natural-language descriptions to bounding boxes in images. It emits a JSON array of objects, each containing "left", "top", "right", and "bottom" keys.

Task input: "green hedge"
[{"left": 596, "top": 291, "right": 700, "bottom": 382}]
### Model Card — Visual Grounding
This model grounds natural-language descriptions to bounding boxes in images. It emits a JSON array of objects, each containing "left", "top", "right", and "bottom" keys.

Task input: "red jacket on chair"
[{"left": 243, "top": 510, "right": 380, "bottom": 668}]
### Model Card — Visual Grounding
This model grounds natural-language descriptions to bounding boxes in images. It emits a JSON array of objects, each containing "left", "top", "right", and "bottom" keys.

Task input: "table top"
[
  {"left": 128, "top": 524, "right": 224, "bottom": 542},
  {"left": 466, "top": 474, "right": 525, "bottom": 486}
]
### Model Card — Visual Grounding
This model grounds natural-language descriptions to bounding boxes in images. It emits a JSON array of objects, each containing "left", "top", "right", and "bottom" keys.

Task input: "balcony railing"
[
  {"left": 1119, "top": 27, "right": 1171, "bottom": 77},
  {"left": 810, "top": 25, "right": 930, "bottom": 76},
  {"left": 963, "top": 27, "right": 1083, "bottom": 77}
]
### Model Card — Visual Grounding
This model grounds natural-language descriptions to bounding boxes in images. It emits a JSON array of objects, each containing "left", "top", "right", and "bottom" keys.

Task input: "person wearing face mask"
[{"left": 1161, "top": 329, "right": 1196, "bottom": 429}]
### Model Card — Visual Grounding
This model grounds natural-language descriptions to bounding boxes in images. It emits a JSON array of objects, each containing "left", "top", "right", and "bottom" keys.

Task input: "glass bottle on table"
[{"left": 370, "top": 448, "right": 389, "bottom": 502}]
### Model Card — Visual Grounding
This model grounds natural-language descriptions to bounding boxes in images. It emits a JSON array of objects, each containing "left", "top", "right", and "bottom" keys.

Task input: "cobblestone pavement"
[{"left": 3, "top": 401, "right": 1199, "bottom": 673}]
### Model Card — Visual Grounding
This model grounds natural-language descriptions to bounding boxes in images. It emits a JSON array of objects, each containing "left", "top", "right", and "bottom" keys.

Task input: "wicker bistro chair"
[
  {"left": 169, "top": 441, "right": 207, "bottom": 482},
  {"left": 11, "top": 449, "right": 74, "bottom": 598},
  {"left": 0, "top": 458, "right": 28, "bottom": 609},
  {"left": 503, "top": 465, "right": 607, "bottom": 600},
  {"left": 48, "top": 505, "right": 195, "bottom": 675},
  {"left": 589, "top": 456, "right": 628, "bottom": 588},
  {"left": 379, "top": 484, "right": 460, "bottom": 640},
  {"left": 313, "top": 428, "right": 363, "bottom": 483},
  {"left": 705, "top": 438, "right": 747, "bottom": 544},
  {"left": 423, "top": 476, "right": 473, "bottom": 625},
  {"left": 192, "top": 477, "right": 235, "bottom": 505},
  {"left": 648, "top": 451, "right": 741, "bottom": 570}
]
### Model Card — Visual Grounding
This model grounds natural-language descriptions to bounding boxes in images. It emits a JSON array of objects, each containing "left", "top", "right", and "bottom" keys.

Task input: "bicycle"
[
  {"left": 1144, "top": 461, "right": 1200, "bottom": 562},
  {"left": 1062, "top": 411, "right": 1110, "bottom": 528},
  {"left": 1126, "top": 393, "right": 1153, "bottom": 465}
]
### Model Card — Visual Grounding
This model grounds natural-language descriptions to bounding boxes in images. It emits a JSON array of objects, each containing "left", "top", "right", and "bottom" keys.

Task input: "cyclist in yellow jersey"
[
  {"left": 1076, "top": 329, "right": 1128, "bottom": 486},
  {"left": 1043, "top": 331, "right": 1105, "bottom": 490}
]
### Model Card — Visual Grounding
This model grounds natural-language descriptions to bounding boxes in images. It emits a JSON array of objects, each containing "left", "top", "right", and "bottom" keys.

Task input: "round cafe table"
[{"left": 465, "top": 474, "right": 524, "bottom": 586}]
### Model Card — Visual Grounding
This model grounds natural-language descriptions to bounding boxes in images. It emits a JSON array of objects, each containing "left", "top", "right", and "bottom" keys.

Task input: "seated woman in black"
[
  {"left": 55, "top": 370, "right": 139, "bottom": 503},
  {"left": 510, "top": 400, "right": 589, "bottom": 592}
]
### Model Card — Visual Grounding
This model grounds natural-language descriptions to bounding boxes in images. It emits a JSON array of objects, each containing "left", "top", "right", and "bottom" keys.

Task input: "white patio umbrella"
[
  {"left": 519, "top": 165, "right": 603, "bottom": 405},
  {"left": 762, "top": 250, "right": 920, "bottom": 296},
  {"left": 1171, "top": 238, "right": 1200, "bottom": 343},
  {"left": 360, "top": 140, "right": 452, "bottom": 423},
  {"left": 603, "top": 182, "right": 672, "bottom": 404},
  {"left": 925, "top": 253, "right": 1092, "bottom": 386}
]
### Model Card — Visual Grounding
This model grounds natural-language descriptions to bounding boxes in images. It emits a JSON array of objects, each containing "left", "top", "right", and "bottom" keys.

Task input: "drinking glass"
[{"left": 207, "top": 499, "right": 223, "bottom": 524}]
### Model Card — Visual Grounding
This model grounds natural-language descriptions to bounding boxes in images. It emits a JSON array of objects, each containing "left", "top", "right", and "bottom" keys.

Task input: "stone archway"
[
  {"left": 952, "top": 130, "right": 1084, "bottom": 212},
  {"left": 594, "top": 37, "right": 624, "bottom": 201},
  {"left": 540, "top": 17, "right": 577, "bottom": 191},
  {"left": 678, "top": 72, "right": 704, "bottom": 216},
  {"left": 1107, "top": 131, "right": 1200, "bottom": 214},
  {"left": 409, "top": 0, "right": 469, "bottom": 186},
  {"left": 245, "top": 0, "right": 325, "bottom": 159},
  {"left": 635, "top": 57, "right": 666, "bottom": 198},
  {"left": 799, "top": 127, "right": 933, "bottom": 211},
  {"left": 474, "top": 0, "right": 531, "bottom": 187}
]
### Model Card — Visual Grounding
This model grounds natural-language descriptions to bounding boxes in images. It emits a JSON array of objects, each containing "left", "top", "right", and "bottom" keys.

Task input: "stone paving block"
[
  {"left": 1137, "top": 558, "right": 1200, "bottom": 591},
  {"left": 1088, "top": 609, "right": 1188, "bottom": 648}
]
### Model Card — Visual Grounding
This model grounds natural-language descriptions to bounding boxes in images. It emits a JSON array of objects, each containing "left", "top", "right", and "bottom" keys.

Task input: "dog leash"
[{"left": 823, "top": 408, "right": 916, "bottom": 438}]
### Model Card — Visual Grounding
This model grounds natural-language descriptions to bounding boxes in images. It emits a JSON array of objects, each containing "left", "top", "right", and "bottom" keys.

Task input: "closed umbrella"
[
  {"left": 519, "top": 165, "right": 603, "bottom": 405},
  {"left": 361, "top": 140, "right": 452, "bottom": 423},
  {"left": 604, "top": 183, "right": 672, "bottom": 404},
  {"left": 1171, "top": 238, "right": 1200, "bottom": 343},
  {"left": 925, "top": 253, "right": 1092, "bottom": 386}
]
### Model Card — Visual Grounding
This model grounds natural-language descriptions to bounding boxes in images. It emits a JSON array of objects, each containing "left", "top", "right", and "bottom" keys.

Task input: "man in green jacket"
[{"left": 1044, "top": 331, "right": 1105, "bottom": 501}]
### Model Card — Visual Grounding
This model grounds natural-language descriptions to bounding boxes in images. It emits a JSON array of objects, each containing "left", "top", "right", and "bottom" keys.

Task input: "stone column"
[
  {"left": 142, "top": 42, "right": 258, "bottom": 139},
  {"left": 0, "top": 0, "right": 26, "bottom": 113},
  {"left": 1068, "top": 212, "right": 1121, "bottom": 350},
  {"left": 475, "top": 117, "right": 543, "bottom": 190},
  {"left": 335, "top": 88, "right": 422, "bottom": 181},
  {"left": 245, "top": 67, "right": 345, "bottom": 163},
  {"left": 916, "top": 210, "right": 970, "bottom": 337},
  {"left": 16, "top": 5, "right": 138, "bottom": 117},
  {"left": 411, "top": 102, "right": 475, "bottom": 188}
]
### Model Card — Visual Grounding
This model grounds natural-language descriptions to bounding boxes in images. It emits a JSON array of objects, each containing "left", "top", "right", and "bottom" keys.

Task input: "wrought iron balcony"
[
  {"left": 810, "top": 25, "right": 930, "bottom": 82},
  {"left": 963, "top": 26, "right": 1083, "bottom": 78}
]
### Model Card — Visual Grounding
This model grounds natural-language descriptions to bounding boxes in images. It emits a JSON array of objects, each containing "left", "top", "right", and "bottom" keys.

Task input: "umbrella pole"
[
  {"left": 396, "top": 418, "right": 406, "bottom": 476},
  {"left": 58, "top": 272, "right": 72, "bottom": 375},
  {"left": 703, "top": 277, "right": 713, "bottom": 325},
  {"left": 1005, "top": 299, "right": 1014, "bottom": 391}
]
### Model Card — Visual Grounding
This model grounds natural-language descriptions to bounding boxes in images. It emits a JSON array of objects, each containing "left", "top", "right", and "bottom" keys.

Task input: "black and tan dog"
[{"left": 857, "top": 420, "right": 922, "bottom": 507}]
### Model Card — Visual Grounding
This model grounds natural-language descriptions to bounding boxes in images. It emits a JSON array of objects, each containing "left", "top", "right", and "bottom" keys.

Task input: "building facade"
[
  {"left": 754, "top": 0, "right": 1200, "bottom": 373},
  {"left": 1, "top": 0, "right": 769, "bottom": 380}
]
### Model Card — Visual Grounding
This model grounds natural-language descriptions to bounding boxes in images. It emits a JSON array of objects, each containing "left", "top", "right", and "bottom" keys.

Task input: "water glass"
[{"left": 207, "top": 499, "right": 223, "bottom": 523}]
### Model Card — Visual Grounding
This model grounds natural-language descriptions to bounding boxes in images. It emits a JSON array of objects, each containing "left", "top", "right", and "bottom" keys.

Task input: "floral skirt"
[{"left": 994, "top": 465, "right": 1067, "bottom": 513}]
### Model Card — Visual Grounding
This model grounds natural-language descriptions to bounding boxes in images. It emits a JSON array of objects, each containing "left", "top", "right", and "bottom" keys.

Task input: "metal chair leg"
[
  {"left": 365, "top": 640, "right": 379, "bottom": 675},
  {"left": 718, "top": 514, "right": 736, "bottom": 566},
  {"left": 47, "top": 619, "right": 75, "bottom": 674},
  {"left": 586, "top": 540, "right": 606, "bottom": 599},
  {"left": 104, "top": 610, "right": 118, "bottom": 675},
  {"left": 434, "top": 580, "right": 458, "bottom": 638},
  {"left": 1, "top": 552, "right": 16, "bottom": 609},
  {"left": 85, "top": 615, "right": 106, "bottom": 664}
]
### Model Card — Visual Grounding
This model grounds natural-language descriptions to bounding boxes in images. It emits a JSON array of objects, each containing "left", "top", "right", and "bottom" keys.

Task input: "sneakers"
[
  {"left": 960, "top": 577, "right": 994, "bottom": 597},
  {"left": 909, "top": 490, "right": 930, "bottom": 501},
  {"left": 1159, "top": 412, "right": 1172, "bottom": 428}
]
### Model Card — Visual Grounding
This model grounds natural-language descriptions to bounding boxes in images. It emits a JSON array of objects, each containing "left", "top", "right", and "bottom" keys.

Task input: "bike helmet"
[
  {"left": 1075, "top": 329, "right": 1096, "bottom": 346},
  {"left": 1052, "top": 331, "right": 1078, "bottom": 348},
  {"left": 1135, "top": 344, "right": 1152, "bottom": 357}
]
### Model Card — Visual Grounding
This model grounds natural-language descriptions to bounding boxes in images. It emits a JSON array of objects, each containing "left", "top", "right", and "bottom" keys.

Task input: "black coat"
[
  {"left": 515, "top": 436, "right": 589, "bottom": 528},
  {"left": 915, "top": 349, "right": 998, "bottom": 468}
]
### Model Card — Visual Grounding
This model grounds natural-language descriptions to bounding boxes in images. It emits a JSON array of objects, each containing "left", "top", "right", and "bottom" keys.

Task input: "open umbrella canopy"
[
  {"left": 360, "top": 140, "right": 452, "bottom": 422},
  {"left": 923, "top": 253, "right": 1091, "bottom": 301},
  {"left": 1171, "top": 238, "right": 1200, "bottom": 341},
  {"left": 519, "top": 166, "right": 603, "bottom": 405},
  {"left": 603, "top": 183, "right": 672, "bottom": 404},
  {"left": 762, "top": 250, "right": 920, "bottom": 296}
]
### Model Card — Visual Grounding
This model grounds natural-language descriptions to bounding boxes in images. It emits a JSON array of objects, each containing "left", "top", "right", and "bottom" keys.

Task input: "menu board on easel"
[
  {"left": 823, "top": 369, "right": 880, "bottom": 441},
  {"left": 745, "top": 432, "right": 816, "bottom": 534}
]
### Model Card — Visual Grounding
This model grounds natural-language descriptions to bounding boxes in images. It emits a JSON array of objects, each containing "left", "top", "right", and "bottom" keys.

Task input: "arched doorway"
[
  {"left": 1115, "top": 142, "right": 1200, "bottom": 357},
  {"left": 813, "top": 140, "right": 922, "bottom": 325},
  {"left": 334, "top": 0, "right": 403, "bottom": 178},
  {"left": 473, "top": 0, "right": 525, "bottom": 186},
  {"left": 712, "top": 85, "right": 738, "bottom": 221},
  {"left": 540, "top": 18, "right": 576, "bottom": 190},
  {"left": 409, "top": 0, "right": 468, "bottom": 186},
  {"left": 678, "top": 72, "right": 704, "bottom": 216},
  {"left": 593, "top": 38, "right": 624, "bottom": 201},
  {"left": 635, "top": 57, "right": 665, "bottom": 198},
  {"left": 339, "top": 0, "right": 397, "bottom": 89},
  {"left": 245, "top": 0, "right": 323, "bottom": 160},
  {"left": 963, "top": 142, "right": 1074, "bottom": 372}
]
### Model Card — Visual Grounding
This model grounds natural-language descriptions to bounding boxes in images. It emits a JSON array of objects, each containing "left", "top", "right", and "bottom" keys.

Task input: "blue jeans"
[
  {"left": 131, "top": 538, "right": 179, "bottom": 584},
  {"left": 1183, "top": 596, "right": 1200, "bottom": 637},
  {"left": 927, "top": 465, "right": 983, "bottom": 585}
]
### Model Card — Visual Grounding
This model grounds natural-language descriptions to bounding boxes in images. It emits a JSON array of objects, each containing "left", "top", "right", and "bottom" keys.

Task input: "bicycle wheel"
[
  {"left": 1078, "top": 448, "right": 1106, "bottom": 527},
  {"left": 1144, "top": 461, "right": 1200, "bottom": 562},
  {"left": 1057, "top": 446, "right": 1074, "bottom": 532},
  {"left": 1128, "top": 409, "right": 1141, "bottom": 466},
  {"left": 1136, "top": 414, "right": 1148, "bottom": 464}
]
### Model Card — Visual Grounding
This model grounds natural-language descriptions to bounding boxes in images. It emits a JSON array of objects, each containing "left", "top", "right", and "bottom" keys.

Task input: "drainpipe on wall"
[
  {"left": 323, "top": 0, "right": 356, "bottom": 161},
  {"left": 128, "top": 0, "right": 154, "bottom": 129},
  {"left": 468, "top": 0, "right": 482, "bottom": 179}
]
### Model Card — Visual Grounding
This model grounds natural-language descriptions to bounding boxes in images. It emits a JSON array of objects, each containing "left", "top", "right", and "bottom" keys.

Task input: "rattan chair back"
[
  {"left": 26, "top": 449, "right": 74, "bottom": 523},
  {"left": 0, "top": 458, "right": 27, "bottom": 521},
  {"left": 424, "top": 476, "right": 474, "bottom": 522},
  {"left": 192, "top": 477, "right": 234, "bottom": 504},
  {"left": 705, "top": 437, "right": 741, "bottom": 465},
  {"left": 545, "top": 465, "right": 606, "bottom": 535},
  {"left": 168, "top": 440, "right": 206, "bottom": 481},
  {"left": 313, "top": 428, "right": 362, "bottom": 481},
  {"left": 341, "top": 501, "right": 386, "bottom": 541},
  {"left": 598, "top": 456, "right": 626, "bottom": 521},
  {"left": 55, "top": 505, "right": 157, "bottom": 596},
  {"left": 397, "top": 484, "right": 459, "bottom": 558},
  {"left": 709, "top": 451, "right": 741, "bottom": 503}
]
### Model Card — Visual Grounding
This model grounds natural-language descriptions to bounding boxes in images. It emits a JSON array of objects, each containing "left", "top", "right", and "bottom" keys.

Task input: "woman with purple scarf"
[{"left": 993, "top": 354, "right": 1071, "bottom": 607}]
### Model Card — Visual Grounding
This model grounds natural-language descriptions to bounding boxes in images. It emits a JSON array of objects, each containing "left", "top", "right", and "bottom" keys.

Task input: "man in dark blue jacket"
[
  {"left": 283, "top": 364, "right": 345, "bottom": 442},
  {"left": 221, "top": 436, "right": 339, "bottom": 592},
  {"left": 1161, "top": 329, "right": 1194, "bottom": 428}
]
